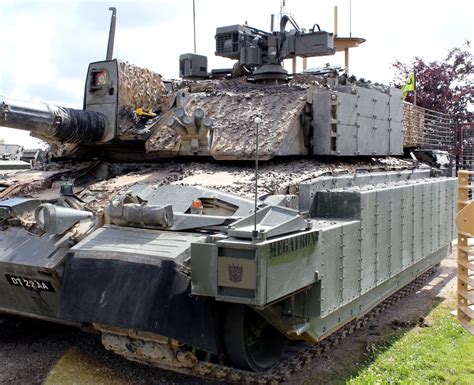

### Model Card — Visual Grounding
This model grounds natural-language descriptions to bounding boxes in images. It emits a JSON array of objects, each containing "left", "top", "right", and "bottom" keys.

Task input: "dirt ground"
[{"left": 0, "top": 253, "right": 457, "bottom": 385}]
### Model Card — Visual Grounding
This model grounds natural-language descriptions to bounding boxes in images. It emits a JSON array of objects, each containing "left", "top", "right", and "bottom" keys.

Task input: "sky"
[{"left": 0, "top": 0, "right": 472, "bottom": 148}]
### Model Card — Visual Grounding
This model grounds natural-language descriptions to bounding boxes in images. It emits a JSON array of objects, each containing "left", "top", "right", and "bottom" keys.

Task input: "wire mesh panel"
[
  {"left": 423, "top": 108, "right": 455, "bottom": 152},
  {"left": 402, "top": 102, "right": 454, "bottom": 152},
  {"left": 460, "top": 123, "right": 474, "bottom": 170}
]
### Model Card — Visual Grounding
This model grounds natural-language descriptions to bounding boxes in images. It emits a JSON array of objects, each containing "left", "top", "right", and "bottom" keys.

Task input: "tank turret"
[
  {"left": 0, "top": 14, "right": 403, "bottom": 163},
  {"left": 0, "top": 63, "right": 404, "bottom": 161}
]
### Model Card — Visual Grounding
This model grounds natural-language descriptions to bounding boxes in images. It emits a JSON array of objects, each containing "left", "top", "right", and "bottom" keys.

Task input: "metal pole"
[
  {"left": 349, "top": 0, "right": 352, "bottom": 37},
  {"left": 253, "top": 117, "right": 261, "bottom": 238},
  {"left": 106, "top": 7, "right": 117, "bottom": 60},
  {"left": 345, "top": 47, "right": 349, "bottom": 72},
  {"left": 193, "top": 0, "right": 196, "bottom": 53},
  {"left": 454, "top": 122, "right": 462, "bottom": 174},
  {"left": 413, "top": 66, "right": 417, "bottom": 106}
]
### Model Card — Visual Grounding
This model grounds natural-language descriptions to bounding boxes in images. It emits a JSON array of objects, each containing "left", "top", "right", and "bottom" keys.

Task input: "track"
[{"left": 102, "top": 268, "right": 437, "bottom": 385}]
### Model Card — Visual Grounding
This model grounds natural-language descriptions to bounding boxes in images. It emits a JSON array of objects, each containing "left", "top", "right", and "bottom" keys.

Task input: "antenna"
[
  {"left": 253, "top": 117, "right": 262, "bottom": 240},
  {"left": 279, "top": 0, "right": 286, "bottom": 19},
  {"left": 106, "top": 7, "right": 117, "bottom": 60},
  {"left": 349, "top": 0, "right": 352, "bottom": 37},
  {"left": 193, "top": 0, "right": 197, "bottom": 53}
]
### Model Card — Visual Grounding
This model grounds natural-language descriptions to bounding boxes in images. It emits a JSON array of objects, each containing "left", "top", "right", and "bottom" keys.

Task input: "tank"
[
  {"left": 0, "top": 10, "right": 456, "bottom": 384},
  {"left": 0, "top": 139, "right": 38, "bottom": 170}
]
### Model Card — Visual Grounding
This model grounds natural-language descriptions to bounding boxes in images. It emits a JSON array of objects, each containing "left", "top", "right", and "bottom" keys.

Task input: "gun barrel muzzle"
[{"left": 1, "top": 96, "right": 107, "bottom": 144}]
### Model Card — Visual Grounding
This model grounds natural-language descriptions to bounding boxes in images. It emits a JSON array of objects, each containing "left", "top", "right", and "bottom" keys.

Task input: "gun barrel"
[{"left": 1, "top": 96, "right": 108, "bottom": 144}]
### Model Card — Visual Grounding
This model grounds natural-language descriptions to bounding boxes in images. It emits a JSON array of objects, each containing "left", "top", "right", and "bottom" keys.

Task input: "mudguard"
[{"left": 59, "top": 255, "right": 222, "bottom": 354}]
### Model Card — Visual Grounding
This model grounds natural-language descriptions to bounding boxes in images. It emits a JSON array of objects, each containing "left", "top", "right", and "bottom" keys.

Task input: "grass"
[{"left": 348, "top": 303, "right": 474, "bottom": 385}]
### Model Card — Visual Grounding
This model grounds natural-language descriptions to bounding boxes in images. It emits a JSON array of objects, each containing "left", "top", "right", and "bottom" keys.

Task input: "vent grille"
[{"left": 216, "top": 32, "right": 239, "bottom": 55}]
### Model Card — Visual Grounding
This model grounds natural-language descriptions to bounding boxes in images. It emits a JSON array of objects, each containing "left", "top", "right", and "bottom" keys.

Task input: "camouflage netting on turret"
[
  {"left": 116, "top": 61, "right": 171, "bottom": 138},
  {"left": 117, "top": 61, "right": 166, "bottom": 111},
  {"left": 146, "top": 79, "right": 323, "bottom": 160},
  {"left": 402, "top": 103, "right": 425, "bottom": 147}
]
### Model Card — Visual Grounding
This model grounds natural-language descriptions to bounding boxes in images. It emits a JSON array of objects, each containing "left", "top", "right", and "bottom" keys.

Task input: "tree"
[{"left": 392, "top": 42, "right": 473, "bottom": 124}]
